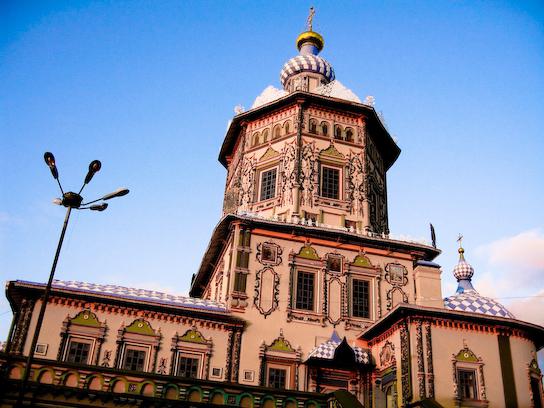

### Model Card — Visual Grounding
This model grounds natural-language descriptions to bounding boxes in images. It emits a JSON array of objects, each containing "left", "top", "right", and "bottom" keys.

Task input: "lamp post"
[{"left": 16, "top": 152, "right": 129, "bottom": 406}]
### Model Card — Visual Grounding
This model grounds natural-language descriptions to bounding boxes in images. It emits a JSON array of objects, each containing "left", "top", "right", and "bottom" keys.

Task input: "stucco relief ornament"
[
  {"left": 300, "top": 142, "right": 317, "bottom": 206},
  {"left": 347, "top": 153, "right": 365, "bottom": 216},
  {"left": 280, "top": 142, "right": 297, "bottom": 206},
  {"left": 239, "top": 157, "right": 255, "bottom": 209},
  {"left": 157, "top": 357, "right": 168, "bottom": 375},
  {"left": 101, "top": 350, "right": 112, "bottom": 367},
  {"left": 379, "top": 341, "right": 395, "bottom": 367}
]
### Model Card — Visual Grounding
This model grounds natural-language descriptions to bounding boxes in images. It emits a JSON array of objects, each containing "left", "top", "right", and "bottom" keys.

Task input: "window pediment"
[{"left": 125, "top": 319, "right": 156, "bottom": 336}]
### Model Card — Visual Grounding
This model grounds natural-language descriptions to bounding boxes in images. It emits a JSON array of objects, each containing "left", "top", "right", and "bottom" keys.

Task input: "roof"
[
  {"left": 190, "top": 213, "right": 441, "bottom": 297},
  {"left": 218, "top": 91, "right": 400, "bottom": 171},
  {"left": 359, "top": 303, "right": 544, "bottom": 350},
  {"left": 7, "top": 280, "right": 242, "bottom": 322},
  {"left": 444, "top": 291, "right": 515, "bottom": 319},
  {"left": 307, "top": 332, "right": 370, "bottom": 365}
]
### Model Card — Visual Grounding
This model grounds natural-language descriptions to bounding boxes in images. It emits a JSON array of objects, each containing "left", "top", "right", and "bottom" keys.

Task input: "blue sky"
[{"left": 1, "top": 0, "right": 543, "bottom": 357}]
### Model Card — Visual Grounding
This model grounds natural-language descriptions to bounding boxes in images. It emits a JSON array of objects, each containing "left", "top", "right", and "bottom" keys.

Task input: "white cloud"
[
  {"left": 505, "top": 290, "right": 544, "bottom": 326},
  {"left": 475, "top": 229, "right": 544, "bottom": 291}
]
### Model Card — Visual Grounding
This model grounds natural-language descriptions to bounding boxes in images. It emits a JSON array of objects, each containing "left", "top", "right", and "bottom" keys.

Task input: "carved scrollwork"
[
  {"left": 347, "top": 152, "right": 365, "bottom": 217},
  {"left": 300, "top": 141, "right": 317, "bottom": 207},
  {"left": 254, "top": 267, "right": 280, "bottom": 318},
  {"left": 239, "top": 156, "right": 256, "bottom": 209},
  {"left": 280, "top": 142, "right": 297, "bottom": 206}
]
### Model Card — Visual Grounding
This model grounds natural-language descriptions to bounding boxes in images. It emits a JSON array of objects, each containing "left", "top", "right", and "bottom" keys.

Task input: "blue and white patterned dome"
[
  {"left": 279, "top": 28, "right": 335, "bottom": 90},
  {"left": 280, "top": 54, "right": 335, "bottom": 89},
  {"left": 444, "top": 247, "right": 515, "bottom": 319},
  {"left": 452, "top": 248, "right": 474, "bottom": 280}
]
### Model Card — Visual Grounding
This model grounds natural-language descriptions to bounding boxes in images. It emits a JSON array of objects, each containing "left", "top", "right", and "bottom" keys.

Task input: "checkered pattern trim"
[
  {"left": 444, "top": 292, "right": 515, "bottom": 319},
  {"left": 453, "top": 261, "right": 474, "bottom": 280},
  {"left": 307, "top": 340, "right": 370, "bottom": 364},
  {"left": 18, "top": 280, "right": 227, "bottom": 312},
  {"left": 280, "top": 55, "right": 335, "bottom": 88}
]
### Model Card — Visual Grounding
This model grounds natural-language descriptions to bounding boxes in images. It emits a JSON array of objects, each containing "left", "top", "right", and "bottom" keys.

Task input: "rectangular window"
[
  {"left": 295, "top": 271, "right": 315, "bottom": 311},
  {"left": 458, "top": 369, "right": 478, "bottom": 399},
  {"left": 260, "top": 168, "right": 277, "bottom": 201},
  {"left": 268, "top": 367, "right": 287, "bottom": 389},
  {"left": 352, "top": 279, "right": 370, "bottom": 319},
  {"left": 66, "top": 340, "right": 91, "bottom": 364},
  {"left": 123, "top": 347, "right": 147, "bottom": 372},
  {"left": 236, "top": 250, "right": 249, "bottom": 268},
  {"left": 234, "top": 272, "right": 247, "bottom": 292},
  {"left": 176, "top": 356, "right": 200, "bottom": 378},
  {"left": 321, "top": 167, "right": 340, "bottom": 199}
]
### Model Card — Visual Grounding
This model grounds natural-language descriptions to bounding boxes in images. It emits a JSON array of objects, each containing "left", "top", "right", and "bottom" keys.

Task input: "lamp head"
[
  {"left": 84, "top": 160, "right": 102, "bottom": 184},
  {"left": 44, "top": 152, "right": 58, "bottom": 179},
  {"left": 102, "top": 188, "right": 130, "bottom": 200},
  {"left": 89, "top": 203, "right": 108, "bottom": 212}
]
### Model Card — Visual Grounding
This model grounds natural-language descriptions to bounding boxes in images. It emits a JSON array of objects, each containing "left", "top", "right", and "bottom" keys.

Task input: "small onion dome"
[
  {"left": 280, "top": 27, "right": 335, "bottom": 90},
  {"left": 280, "top": 54, "right": 335, "bottom": 89},
  {"left": 453, "top": 247, "right": 475, "bottom": 281}
]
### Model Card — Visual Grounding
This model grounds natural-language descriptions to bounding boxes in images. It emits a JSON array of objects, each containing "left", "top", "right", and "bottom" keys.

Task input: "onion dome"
[
  {"left": 280, "top": 11, "right": 335, "bottom": 91},
  {"left": 453, "top": 247, "right": 474, "bottom": 281},
  {"left": 444, "top": 246, "right": 515, "bottom": 319}
]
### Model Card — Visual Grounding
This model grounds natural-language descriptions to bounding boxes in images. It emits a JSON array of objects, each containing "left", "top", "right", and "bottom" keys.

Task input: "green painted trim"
[
  {"left": 179, "top": 329, "right": 207, "bottom": 344},
  {"left": 268, "top": 337, "right": 295, "bottom": 352},
  {"left": 353, "top": 254, "right": 372, "bottom": 268},
  {"left": 298, "top": 245, "right": 320, "bottom": 260},
  {"left": 125, "top": 319, "right": 155, "bottom": 336},
  {"left": 71, "top": 310, "right": 101, "bottom": 327},
  {"left": 454, "top": 347, "right": 479, "bottom": 363}
]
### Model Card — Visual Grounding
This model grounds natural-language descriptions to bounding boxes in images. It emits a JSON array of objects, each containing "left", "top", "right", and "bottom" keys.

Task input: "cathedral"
[{"left": 1, "top": 13, "right": 543, "bottom": 408}]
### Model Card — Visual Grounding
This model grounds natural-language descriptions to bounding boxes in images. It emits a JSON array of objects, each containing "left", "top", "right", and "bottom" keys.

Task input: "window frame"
[
  {"left": 258, "top": 167, "right": 278, "bottom": 202},
  {"left": 120, "top": 343, "right": 150, "bottom": 372},
  {"left": 174, "top": 352, "right": 202, "bottom": 379},
  {"left": 267, "top": 365, "right": 288, "bottom": 389},
  {"left": 64, "top": 336, "right": 95, "bottom": 365},
  {"left": 295, "top": 270, "right": 316, "bottom": 312},
  {"left": 351, "top": 278, "right": 371, "bottom": 319},
  {"left": 319, "top": 165, "right": 341, "bottom": 200},
  {"left": 457, "top": 368, "right": 478, "bottom": 400}
]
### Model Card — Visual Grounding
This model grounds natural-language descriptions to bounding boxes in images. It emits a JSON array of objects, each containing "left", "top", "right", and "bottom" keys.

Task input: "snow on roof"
[{"left": 15, "top": 279, "right": 228, "bottom": 313}]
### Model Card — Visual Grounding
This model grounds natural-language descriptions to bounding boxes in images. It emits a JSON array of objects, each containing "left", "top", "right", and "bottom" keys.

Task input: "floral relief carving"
[
  {"left": 347, "top": 152, "right": 365, "bottom": 217},
  {"left": 300, "top": 141, "right": 317, "bottom": 207},
  {"left": 280, "top": 142, "right": 297, "bottom": 206},
  {"left": 239, "top": 156, "right": 256, "bottom": 209}
]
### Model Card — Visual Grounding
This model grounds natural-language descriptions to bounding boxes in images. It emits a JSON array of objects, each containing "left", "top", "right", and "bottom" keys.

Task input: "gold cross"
[
  {"left": 307, "top": 7, "right": 315, "bottom": 31},
  {"left": 457, "top": 233, "right": 463, "bottom": 248}
]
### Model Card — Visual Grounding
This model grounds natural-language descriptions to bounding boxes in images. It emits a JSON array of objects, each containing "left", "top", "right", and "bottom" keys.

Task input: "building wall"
[{"left": 24, "top": 300, "right": 233, "bottom": 381}]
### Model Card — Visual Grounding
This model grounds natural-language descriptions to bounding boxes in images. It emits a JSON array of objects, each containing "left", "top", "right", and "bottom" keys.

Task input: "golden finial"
[{"left": 307, "top": 6, "right": 315, "bottom": 31}]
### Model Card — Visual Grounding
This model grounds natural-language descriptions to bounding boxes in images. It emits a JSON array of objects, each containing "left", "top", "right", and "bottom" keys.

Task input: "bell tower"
[{"left": 219, "top": 13, "right": 399, "bottom": 235}]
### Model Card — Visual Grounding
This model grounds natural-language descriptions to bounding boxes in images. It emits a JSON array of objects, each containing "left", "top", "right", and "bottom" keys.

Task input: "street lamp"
[{"left": 16, "top": 152, "right": 129, "bottom": 405}]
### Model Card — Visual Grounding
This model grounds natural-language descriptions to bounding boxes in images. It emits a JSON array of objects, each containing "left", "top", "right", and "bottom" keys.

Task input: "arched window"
[
  {"left": 263, "top": 129, "right": 269, "bottom": 143},
  {"left": 345, "top": 128, "right": 354, "bottom": 142},
  {"left": 284, "top": 121, "right": 291, "bottom": 134},
  {"left": 252, "top": 132, "right": 260, "bottom": 147},
  {"left": 321, "top": 122, "right": 329, "bottom": 136},
  {"left": 273, "top": 125, "right": 281, "bottom": 139},
  {"left": 334, "top": 126, "right": 342, "bottom": 140},
  {"left": 309, "top": 119, "right": 317, "bottom": 134}
]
